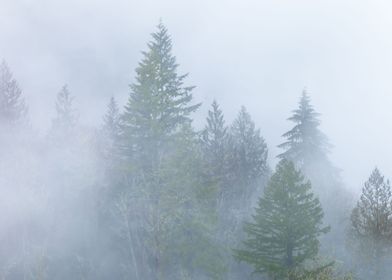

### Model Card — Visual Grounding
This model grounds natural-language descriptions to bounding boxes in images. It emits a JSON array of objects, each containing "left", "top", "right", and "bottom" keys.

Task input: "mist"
[{"left": 1, "top": 0, "right": 392, "bottom": 279}]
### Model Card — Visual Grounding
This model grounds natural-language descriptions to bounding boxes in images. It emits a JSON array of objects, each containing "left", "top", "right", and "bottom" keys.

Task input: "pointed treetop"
[
  {"left": 102, "top": 96, "right": 121, "bottom": 138},
  {"left": 0, "top": 60, "right": 28, "bottom": 126},
  {"left": 278, "top": 90, "right": 330, "bottom": 166},
  {"left": 122, "top": 22, "right": 200, "bottom": 143},
  {"left": 52, "top": 84, "right": 78, "bottom": 131}
]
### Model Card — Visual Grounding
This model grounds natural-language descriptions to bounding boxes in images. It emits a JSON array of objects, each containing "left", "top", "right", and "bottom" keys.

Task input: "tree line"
[{"left": 0, "top": 22, "right": 391, "bottom": 280}]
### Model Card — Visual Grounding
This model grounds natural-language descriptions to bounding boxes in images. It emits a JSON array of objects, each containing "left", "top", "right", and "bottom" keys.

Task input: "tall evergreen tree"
[
  {"left": 120, "top": 22, "right": 200, "bottom": 170},
  {"left": 50, "top": 85, "right": 78, "bottom": 137},
  {"left": 102, "top": 96, "right": 121, "bottom": 140},
  {"left": 201, "top": 100, "right": 229, "bottom": 184},
  {"left": 229, "top": 106, "right": 268, "bottom": 188},
  {"left": 277, "top": 90, "right": 351, "bottom": 262},
  {"left": 101, "top": 96, "right": 121, "bottom": 161},
  {"left": 235, "top": 160, "right": 329, "bottom": 280},
  {"left": 0, "top": 60, "right": 27, "bottom": 127},
  {"left": 278, "top": 90, "right": 329, "bottom": 168},
  {"left": 117, "top": 22, "right": 202, "bottom": 280},
  {"left": 349, "top": 168, "right": 392, "bottom": 279}
]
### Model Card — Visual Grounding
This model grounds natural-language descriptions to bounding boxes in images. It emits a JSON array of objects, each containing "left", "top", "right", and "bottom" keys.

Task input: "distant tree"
[
  {"left": 235, "top": 160, "right": 329, "bottom": 280},
  {"left": 201, "top": 100, "right": 229, "bottom": 185},
  {"left": 0, "top": 60, "right": 28, "bottom": 127},
  {"left": 278, "top": 90, "right": 330, "bottom": 168},
  {"left": 229, "top": 106, "right": 268, "bottom": 188},
  {"left": 49, "top": 85, "right": 78, "bottom": 140},
  {"left": 101, "top": 96, "right": 121, "bottom": 161},
  {"left": 349, "top": 168, "right": 392, "bottom": 279},
  {"left": 102, "top": 97, "right": 121, "bottom": 140}
]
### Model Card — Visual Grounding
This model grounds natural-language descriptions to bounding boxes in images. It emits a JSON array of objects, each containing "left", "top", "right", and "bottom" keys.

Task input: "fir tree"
[
  {"left": 235, "top": 160, "right": 329, "bottom": 280},
  {"left": 349, "top": 168, "right": 392, "bottom": 279},
  {"left": 49, "top": 85, "right": 78, "bottom": 141},
  {"left": 101, "top": 96, "right": 121, "bottom": 160},
  {"left": 229, "top": 106, "right": 268, "bottom": 187},
  {"left": 277, "top": 90, "right": 350, "bottom": 262},
  {"left": 120, "top": 22, "right": 200, "bottom": 170},
  {"left": 0, "top": 60, "right": 27, "bottom": 127},
  {"left": 278, "top": 90, "right": 329, "bottom": 168},
  {"left": 201, "top": 100, "right": 229, "bottom": 183},
  {"left": 117, "top": 22, "right": 202, "bottom": 279},
  {"left": 102, "top": 96, "right": 121, "bottom": 141}
]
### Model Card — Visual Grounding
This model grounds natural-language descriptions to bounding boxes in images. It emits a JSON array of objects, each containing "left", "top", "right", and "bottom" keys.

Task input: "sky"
[{"left": 1, "top": 0, "right": 392, "bottom": 192}]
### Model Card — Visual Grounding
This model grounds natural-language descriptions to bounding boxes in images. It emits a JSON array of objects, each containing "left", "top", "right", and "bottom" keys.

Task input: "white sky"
[{"left": 1, "top": 0, "right": 392, "bottom": 191}]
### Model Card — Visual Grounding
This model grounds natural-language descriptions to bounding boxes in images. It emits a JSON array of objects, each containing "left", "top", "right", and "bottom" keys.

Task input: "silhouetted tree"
[
  {"left": 0, "top": 60, "right": 27, "bottom": 127},
  {"left": 278, "top": 90, "right": 329, "bottom": 168},
  {"left": 49, "top": 85, "right": 78, "bottom": 141}
]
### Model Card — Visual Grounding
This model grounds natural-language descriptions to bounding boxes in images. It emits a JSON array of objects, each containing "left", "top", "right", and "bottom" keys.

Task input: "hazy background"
[{"left": 1, "top": 0, "right": 391, "bottom": 191}]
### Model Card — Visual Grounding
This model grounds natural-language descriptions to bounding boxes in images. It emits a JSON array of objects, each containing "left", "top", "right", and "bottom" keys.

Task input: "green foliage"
[
  {"left": 348, "top": 168, "right": 392, "bottom": 279},
  {"left": 235, "top": 160, "right": 329, "bottom": 279},
  {"left": 201, "top": 100, "right": 229, "bottom": 184},
  {"left": 120, "top": 22, "right": 200, "bottom": 169},
  {"left": 229, "top": 106, "right": 268, "bottom": 187},
  {"left": 278, "top": 90, "right": 330, "bottom": 168}
]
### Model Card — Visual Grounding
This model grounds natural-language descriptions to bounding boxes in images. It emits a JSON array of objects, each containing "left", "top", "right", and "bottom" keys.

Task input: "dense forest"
[{"left": 1, "top": 23, "right": 391, "bottom": 280}]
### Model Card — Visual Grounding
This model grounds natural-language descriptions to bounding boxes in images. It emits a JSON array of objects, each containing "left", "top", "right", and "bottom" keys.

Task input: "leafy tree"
[
  {"left": 0, "top": 60, "right": 27, "bottom": 127},
  {"left": 235, "top": 160, "right": 329, "bottom": 280},
  {"left": 349, "top": 168, "right": 392, "bottom": 279},
  {"left": 278, "top": 90, "right": 329, "bottom": 168},
  {"left": 229, "top": 106, "right": 268, "bottom": 188}
]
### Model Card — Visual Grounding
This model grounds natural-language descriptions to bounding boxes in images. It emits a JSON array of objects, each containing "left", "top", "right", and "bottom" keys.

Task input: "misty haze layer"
[{"left": 1, "top": 1, "right": 392, "bottom": 279}]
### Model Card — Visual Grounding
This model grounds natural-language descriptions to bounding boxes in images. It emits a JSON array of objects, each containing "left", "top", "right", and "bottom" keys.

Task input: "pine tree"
[
  {"left": 52, "top": 85, "right": 77, "bottom": 131},
  {"left": 117, "top": 22, "right": 202, "bottom": 279},
  {"left": 102, "top": 96, "right": 121, "bottom": 140},
  {"left": 120, "top": 22, "right": 200, "bottom": 170},
  {"left": 229, "top": 106, "right": 268, "bottom": 188},
  {"left": 235, "top": 160, "right": 329, "bottom": 280},
  {"left": 349, "top": 168, "right": 392, "bottom": 279},
  {"left": 0, "top": 60, "right": 27, "bottom": 127},
  {"left": 278, "top": 90, "right": 329, "bottom": 168},
  {"left": 101, "top": 96, "right": 121, "bottom": 160},
  {"left": 201, "top": 100, "right": 229, "bottom": 183}
]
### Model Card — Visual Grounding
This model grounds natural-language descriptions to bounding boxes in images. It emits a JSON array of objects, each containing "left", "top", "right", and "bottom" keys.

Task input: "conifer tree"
[
  {"left": 349, "top": 168, "right": 392, "bottom": 279},
  {"left": 52, "top": 85, "right": 77, "bottom": 131},
  {"left": 102, "top": 96, "right": 121, "bottom": 140},
  {"left": 278, "top": 90, "right": 329, "bottom": 168},
  {"left": 120, "top": 22, "right": 200, "bottom": 170},
  {"left": 201, "top": 100, "right": 229, "bottom": 183},
  {"left": 229, "top": 106, "right": 268, "bottom": 188},
  {"left": 235, "top": 160, "right": 329, "bottom": 280},
  {"left": 117, "top": 22, "right": 202, "bottom": 279},
  {"left": 0, "top": 60, "right": 27, "bottom": 127},
  {"left": 101, "top": 96, "right": 121, "bottom": 161}
]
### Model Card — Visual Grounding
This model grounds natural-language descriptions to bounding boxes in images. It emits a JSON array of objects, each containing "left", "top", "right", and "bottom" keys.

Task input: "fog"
[
  {"left": 2, "top": 0, "right": 392, "bottom": 189},
  {"left": 1, "top": 0, "right": 392, "bottom": 279}
]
